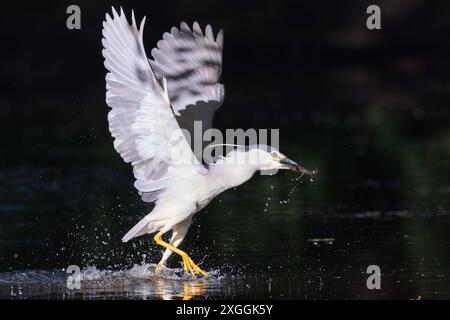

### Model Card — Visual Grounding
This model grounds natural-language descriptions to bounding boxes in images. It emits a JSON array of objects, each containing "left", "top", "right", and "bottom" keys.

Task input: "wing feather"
[
  {"left": 102, "top": 7, "right": 204, "bottom": 203},
  {"left": 149, "top": 21, "right": 225, "bottom": 161}
]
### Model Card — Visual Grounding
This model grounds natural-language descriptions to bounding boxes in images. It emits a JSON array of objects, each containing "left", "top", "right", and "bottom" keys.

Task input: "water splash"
[
  {"left": 280, "top": 174, "right": 304, "bottom": 205},
  {"left": 0, "top": 264, "right": 227, "bottom": 300}
]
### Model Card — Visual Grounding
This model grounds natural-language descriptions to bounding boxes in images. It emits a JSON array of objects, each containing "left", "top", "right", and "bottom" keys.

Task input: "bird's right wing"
[
  {"left": 102, "top": 8, "right": 205, "bottom": 203},
  {"left": 149, "top": 22, "right": 224, "bottom": 117},
  {"left": 149, "top": 22, "right": 225, "bottom": 161}
]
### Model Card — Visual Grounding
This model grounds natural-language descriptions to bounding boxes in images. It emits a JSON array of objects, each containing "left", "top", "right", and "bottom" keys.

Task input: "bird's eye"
[{"left": 271, "top": 151, "right": 279, "bottom": 158}]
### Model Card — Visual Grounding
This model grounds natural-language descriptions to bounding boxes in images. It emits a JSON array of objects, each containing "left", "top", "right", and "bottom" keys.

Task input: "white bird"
[{"left": 101, "top": 7, "right": 317, "bottom": 277}]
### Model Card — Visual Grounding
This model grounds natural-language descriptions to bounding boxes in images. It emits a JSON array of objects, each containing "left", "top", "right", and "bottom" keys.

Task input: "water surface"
[{"left": 1, "top": 130, "right": 449, "bottom": 299}]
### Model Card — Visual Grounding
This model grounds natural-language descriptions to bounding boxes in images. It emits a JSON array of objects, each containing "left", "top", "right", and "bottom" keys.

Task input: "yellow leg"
[{"left": 153, "top": 232, "right": 208, "bottom": 277}]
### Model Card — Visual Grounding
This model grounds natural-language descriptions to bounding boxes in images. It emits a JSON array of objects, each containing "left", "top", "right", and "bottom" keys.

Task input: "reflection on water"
[
  {"left": 150, "top": 278, "right": 208, "bottom": 300},
  {"left": 0, "top": 265, "right": 217, "bottom": 300}
]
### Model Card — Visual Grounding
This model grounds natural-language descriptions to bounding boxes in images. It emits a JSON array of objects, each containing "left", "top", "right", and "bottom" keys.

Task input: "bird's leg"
[
  {"left": 155, "top": 221, "right": 190, "bottom": 273},
  {"left": 155, "top": 233, "right": 177, "bottom": 273},
  {"left": 153, "top": 231, "right": 208, "bottom": 277}
]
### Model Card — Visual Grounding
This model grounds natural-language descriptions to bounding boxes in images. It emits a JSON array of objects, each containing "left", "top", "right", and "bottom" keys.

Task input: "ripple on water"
[{"left": 0, "top": 264, "right": 228, "bottom": 300}]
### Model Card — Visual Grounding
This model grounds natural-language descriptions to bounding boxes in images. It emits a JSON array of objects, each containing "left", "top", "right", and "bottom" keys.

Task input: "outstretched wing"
[
  {"left": 102, "top": 7, "right": 205, "bottom": 203},
  {"left": 149, "top": 22, "right": 225, "bottom": 160}
]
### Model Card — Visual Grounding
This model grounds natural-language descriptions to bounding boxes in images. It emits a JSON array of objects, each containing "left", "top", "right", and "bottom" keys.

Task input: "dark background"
[
  {"left": 0, "top": 0, "right": 450, "bottom": 299},
  {"left": 2, "top": 0, "right": 450, "bottom": 162}
]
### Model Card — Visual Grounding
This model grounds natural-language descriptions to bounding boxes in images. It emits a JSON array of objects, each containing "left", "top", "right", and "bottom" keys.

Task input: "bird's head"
[
  {"left": 216, "top": 144, "right": 318, "bottom": 176},
  {"left": 248, "top": 145, "right": 318, "bottom": 176}
]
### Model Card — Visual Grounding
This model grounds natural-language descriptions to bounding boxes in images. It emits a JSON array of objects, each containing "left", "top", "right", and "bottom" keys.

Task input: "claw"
[
  {"left": 182, "top": 254, "right": 208, "bottom": 277},
  {"left": 181, "top": 256, "right": 188, "bottom": 273},
  {"left": 187, "top": 256, "right": 208, "bottom": 277},
  {"left": 182, "top": 255, "right": 196, "bottom": 276}
]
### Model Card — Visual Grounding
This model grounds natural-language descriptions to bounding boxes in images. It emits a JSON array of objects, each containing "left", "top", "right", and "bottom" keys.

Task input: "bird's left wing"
[{"left": 102, "top": 8, "right": 205, "bottom": 203}]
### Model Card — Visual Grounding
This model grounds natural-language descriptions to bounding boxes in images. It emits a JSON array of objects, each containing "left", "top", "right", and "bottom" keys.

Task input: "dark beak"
[{"left": 280, "top": 157, "right": 318, "bottom": 176}]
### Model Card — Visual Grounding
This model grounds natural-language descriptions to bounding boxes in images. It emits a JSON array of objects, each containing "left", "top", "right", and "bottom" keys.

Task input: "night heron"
[{"left": 102, "top": 7, "right": 317, "bottom": 277}]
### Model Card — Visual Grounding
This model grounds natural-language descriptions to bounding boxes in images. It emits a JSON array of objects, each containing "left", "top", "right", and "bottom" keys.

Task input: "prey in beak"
[{"left": 280, "top": 157, "right": 318, "bottom": 176}]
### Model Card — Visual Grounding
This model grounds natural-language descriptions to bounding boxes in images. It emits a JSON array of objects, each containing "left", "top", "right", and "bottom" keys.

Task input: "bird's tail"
[{"left": 122, "top": 214, "right": 160, "bottom": 242}]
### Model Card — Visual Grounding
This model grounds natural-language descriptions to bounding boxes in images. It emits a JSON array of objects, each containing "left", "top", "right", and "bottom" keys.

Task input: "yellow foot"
[{"left": 181, "top": 254, "right": 208, "bottom": 277}]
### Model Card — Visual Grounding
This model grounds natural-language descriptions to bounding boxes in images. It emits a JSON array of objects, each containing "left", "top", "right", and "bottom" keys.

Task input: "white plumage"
[{"left": 102, "top": 7, "right": 317, "bottom": 277}]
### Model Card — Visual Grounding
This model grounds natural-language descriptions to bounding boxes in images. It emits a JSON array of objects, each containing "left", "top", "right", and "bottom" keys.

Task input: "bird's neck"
[{"left": 208, "top": 162, "right": 259, "bottom": 192}]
